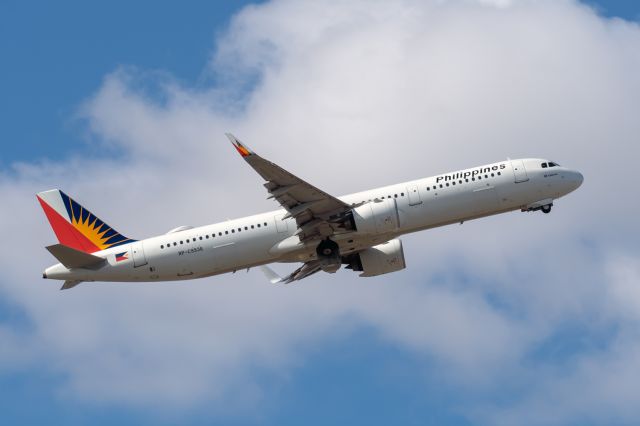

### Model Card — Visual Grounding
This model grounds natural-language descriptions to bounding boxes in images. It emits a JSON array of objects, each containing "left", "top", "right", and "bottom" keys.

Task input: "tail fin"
[{"left": 36, "top": 189, "right": 135, "bottom": 253}]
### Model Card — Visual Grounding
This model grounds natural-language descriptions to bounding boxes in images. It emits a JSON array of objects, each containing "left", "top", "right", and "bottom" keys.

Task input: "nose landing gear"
[{"left": 523, "top": 199, "right": 554, "bottom": 214}]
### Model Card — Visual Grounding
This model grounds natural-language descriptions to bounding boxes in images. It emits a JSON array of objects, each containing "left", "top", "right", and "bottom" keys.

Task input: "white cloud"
[{"left": 1, "top": 0, "right": 639, "bottom": 422}]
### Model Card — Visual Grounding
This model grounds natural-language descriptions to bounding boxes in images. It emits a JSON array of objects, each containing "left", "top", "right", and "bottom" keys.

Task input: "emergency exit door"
[{"left": 406, "top": 185, "right": 422, "bottom": 206}]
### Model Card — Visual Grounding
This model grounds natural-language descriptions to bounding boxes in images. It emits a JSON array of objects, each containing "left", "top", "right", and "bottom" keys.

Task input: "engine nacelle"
[
  {"left": 352, "top": 198, "right": 399, "bottom": 234},
  {"left": 347, "top": 239, "right": 406, "bottom": 277}
]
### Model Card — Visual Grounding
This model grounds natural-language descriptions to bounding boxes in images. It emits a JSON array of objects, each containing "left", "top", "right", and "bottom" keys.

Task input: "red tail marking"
[
  {"left": 37, "top": 196, "right": 101, "bottom": 253},
  {"left": 233, "top": 143, "right": 251, "bottom": 157}
]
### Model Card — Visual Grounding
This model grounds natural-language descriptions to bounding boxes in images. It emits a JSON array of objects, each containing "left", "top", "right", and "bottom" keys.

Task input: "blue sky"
[
  {"left": 1, "top": 0, "right": 635, "bottom": 164},
  {"left": 1, "top": 1, "right": 640, "bottom": 425}
]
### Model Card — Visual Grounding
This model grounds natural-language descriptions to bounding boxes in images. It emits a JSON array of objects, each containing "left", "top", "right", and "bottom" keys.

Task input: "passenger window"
[
  {"left": 173, "top": 242, "right": 177, "bottom": 246},
  {"left": 231, "top": 229, "right": 235, "bottom": 233},
  {"left": 491, "top": 173, "right": 494, "bottom": 177},
  {"left": 251, "top": 225, "right": 254, "bottom": 229},
  {"left": 426, "top": 187, "right": 430, "bottom": 191},
  {"left": 219, "top": 232, "right": 222, "bottom": 236},
  {"left": 439, "top": 184, "right": 443, "bottom": 188},
  {"left": 264, "top": 222, "right": 267, "bottom": 226},
  {"left": 206, "top": 235, "right": 209, "bottom": 239},
  {"left": 401, "top": 192, "right": 404, "bottom": 196},
  {"left": 225, "top": 231, "right": 229, "bottom": 235},
  {"left": 497, "top": 172, "right": 501, "bottom": 176},
  {"left": 160, "top": 245, "right": 164, "bottom": 249},
  {"left": 257, "top": 224, "right": 261, "bottom": 228},
  {"left": 245, "top": 226, "right": 248, "bottom": 230},
  {"left": 180, "top": 241, "right": 183, "bottom": 244}
]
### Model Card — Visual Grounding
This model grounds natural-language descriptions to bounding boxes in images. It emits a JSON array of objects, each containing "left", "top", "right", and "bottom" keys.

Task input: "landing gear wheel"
[
  {"left": 541, "top": 204, "right": 552, "bottom": 214},
  {"left": 316, "top": 239, "right": 339, "bottom": 259}
]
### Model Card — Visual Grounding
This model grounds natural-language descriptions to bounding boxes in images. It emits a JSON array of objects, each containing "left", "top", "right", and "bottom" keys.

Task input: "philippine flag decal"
[{"left": 115, "top": 252, "right": 129, "bottom": 262}]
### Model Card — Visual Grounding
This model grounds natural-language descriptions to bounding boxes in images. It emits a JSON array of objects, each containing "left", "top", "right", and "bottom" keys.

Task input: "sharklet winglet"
[
  {"left": 259, "top": 265, "right": 284, "bottom": 284},
  {"left": 226, "top": 133, "right": 253, "bottom": 158}
]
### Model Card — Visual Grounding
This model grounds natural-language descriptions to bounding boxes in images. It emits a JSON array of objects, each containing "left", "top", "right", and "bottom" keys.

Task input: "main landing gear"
[
  {"left": 316, "top": 238, "right": 341, "bottom": 274},
  {"left": 541, "top": 204, "right": 552, "bottom": 214},
  {"left": 316, "top": 238, "right": 339, "bottom": 258}
]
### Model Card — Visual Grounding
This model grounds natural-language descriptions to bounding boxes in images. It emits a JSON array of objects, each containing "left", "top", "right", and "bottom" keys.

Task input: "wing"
[{"left": 227, "top": 133, "right": 355, "bottom": 241}]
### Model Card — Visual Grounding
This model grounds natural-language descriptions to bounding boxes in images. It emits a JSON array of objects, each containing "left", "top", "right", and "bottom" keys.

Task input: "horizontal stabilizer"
[
  {"left": 61, "top": 280, "right": 83, "bottom": 290},
  {"left": 46, "top": 244, "right": 106, "bottom": 269}
]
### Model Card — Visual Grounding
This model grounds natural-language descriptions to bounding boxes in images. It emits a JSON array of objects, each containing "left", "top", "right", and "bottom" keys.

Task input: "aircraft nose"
[
  {"left": 574, "top": 171, "right": 584, "bottom": 187},
  {"left": 569, "top": 170, "right": 584, "bottom": 190}
]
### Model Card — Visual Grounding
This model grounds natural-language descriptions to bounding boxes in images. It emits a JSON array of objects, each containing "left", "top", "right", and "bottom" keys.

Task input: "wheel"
[
  {"left": 541, "top": 204, "right": 552, "bottom": 214},
  {"left": 316, "top": 239, "right": 339, "bottom": 259}
]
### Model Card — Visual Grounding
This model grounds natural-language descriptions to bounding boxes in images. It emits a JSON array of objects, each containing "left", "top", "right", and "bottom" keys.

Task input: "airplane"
[{"left": 39, "top": 134, "right": 583, "bottom": 290}]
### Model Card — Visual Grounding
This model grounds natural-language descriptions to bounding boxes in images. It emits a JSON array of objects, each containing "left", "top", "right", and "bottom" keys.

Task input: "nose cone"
[
  {"left": 567, "top": 170, "right": 584, "bottom": 192},
  {"left": 573, "top": 170, "right": 584, "bottom": 188}
]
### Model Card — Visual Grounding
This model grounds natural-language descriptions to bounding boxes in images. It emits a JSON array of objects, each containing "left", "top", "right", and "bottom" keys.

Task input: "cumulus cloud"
[{"left": 1, "top": 0, "right": 639, "bottom": 423}]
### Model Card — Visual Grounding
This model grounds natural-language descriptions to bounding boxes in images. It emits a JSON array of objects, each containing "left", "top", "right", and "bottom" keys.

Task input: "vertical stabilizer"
[{"left": 37, "top": 189, "right": 135, "bottom": 253}]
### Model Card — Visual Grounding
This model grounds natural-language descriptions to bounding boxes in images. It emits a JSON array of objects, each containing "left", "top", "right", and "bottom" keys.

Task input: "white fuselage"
[{"left": 44, "top": 158, "right": 583, "bottom": 283}]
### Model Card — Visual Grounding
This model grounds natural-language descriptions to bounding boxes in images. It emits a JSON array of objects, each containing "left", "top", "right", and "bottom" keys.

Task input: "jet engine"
[
  {"left": 344, "top": 239, "right": 406, "bottom": 277},
  {"left": 350, "top": 198, "right": 399, "bottom": 234}
]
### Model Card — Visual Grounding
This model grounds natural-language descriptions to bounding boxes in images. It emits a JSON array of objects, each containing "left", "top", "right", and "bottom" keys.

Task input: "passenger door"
[
  {"left": 131, "top": 241, "right": 148, "bottom": 267},
  {"left": 511, "top": 160, "right": 529, "bottom": 183}
]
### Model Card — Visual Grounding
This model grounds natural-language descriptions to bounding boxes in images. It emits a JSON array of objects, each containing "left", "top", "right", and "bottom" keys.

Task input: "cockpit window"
[
  {"left": 548, "top": 162, "right": 559, "bottom": 167},
  {"left": 541, "top": 163, "right": 548, "bottom": 168}
]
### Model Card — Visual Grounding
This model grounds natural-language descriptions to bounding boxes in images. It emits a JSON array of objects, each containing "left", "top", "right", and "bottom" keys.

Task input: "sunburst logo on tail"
[
  {"left": 70, "top": 207, "right": 115, "bottom": 250},
  {"left": 37, "top": 189, "right": 136, "bottom": 254},
  {"left": 60, "top": 191, "right": 134, "bottom": 251}
]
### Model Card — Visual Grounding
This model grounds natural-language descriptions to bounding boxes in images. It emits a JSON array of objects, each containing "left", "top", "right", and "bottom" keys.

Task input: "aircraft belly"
[{"left": 201, "top": 234, "right": 283, "bottom": 274}]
